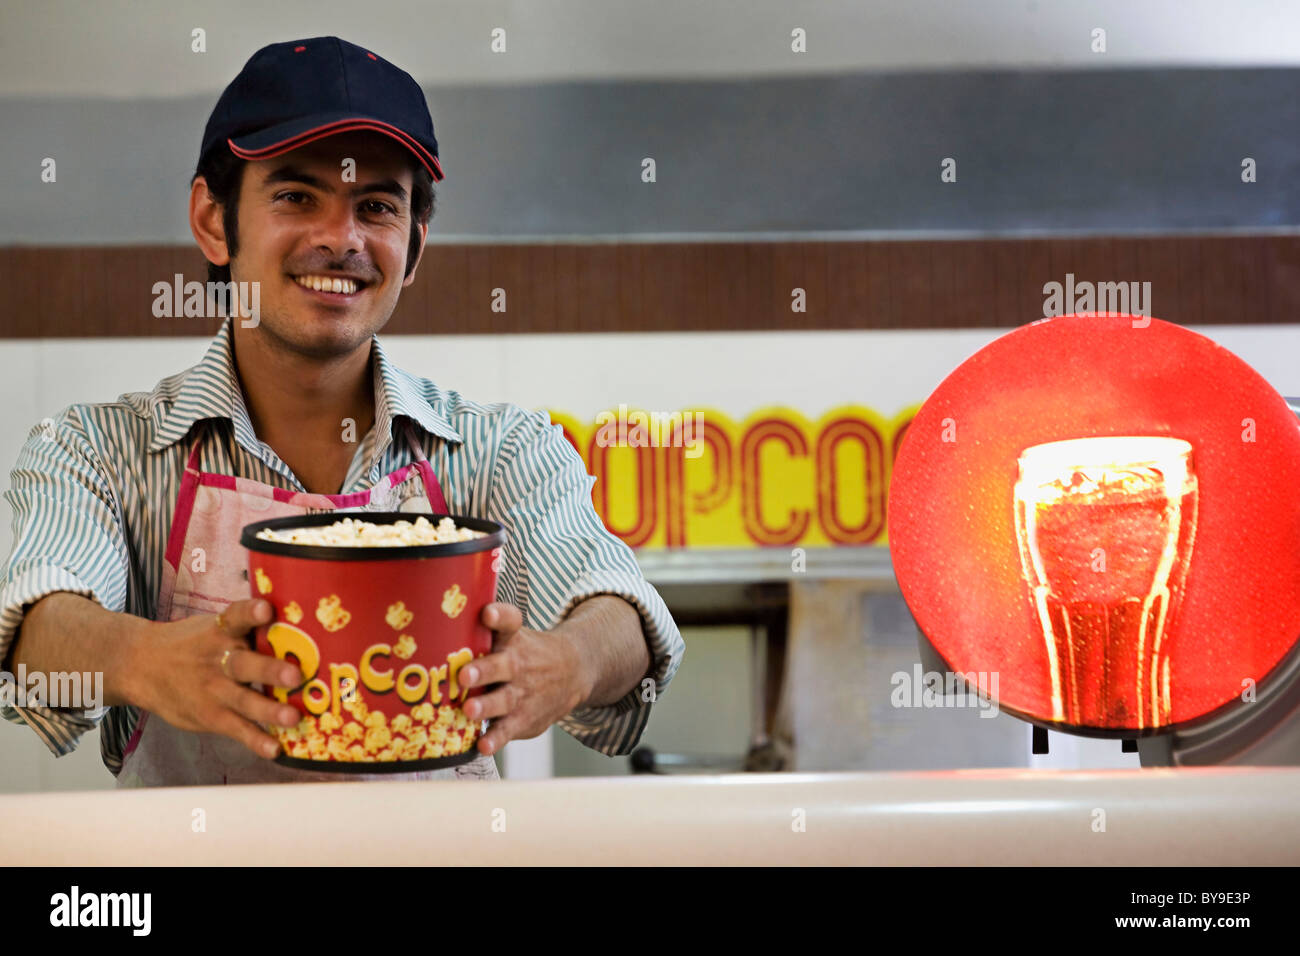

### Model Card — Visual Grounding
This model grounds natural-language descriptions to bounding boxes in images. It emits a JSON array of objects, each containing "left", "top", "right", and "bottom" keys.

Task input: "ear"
[
  {"left": 401, "top": 221, "right": 430, "bottom": 288},
  {"left": 190, "top": 175, "right": 231, "bottom": 267}
]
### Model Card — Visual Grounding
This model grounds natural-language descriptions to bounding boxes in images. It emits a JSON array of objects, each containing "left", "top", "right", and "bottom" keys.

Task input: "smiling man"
[
  {"left": 203, "top": 130, "right": 425, "bottom": 497},
  {"left": 0, "top": 36, "right": 684, "bottom": 786}
]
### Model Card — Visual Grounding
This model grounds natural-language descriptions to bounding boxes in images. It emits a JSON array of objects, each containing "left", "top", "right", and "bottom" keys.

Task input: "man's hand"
[
  {"left": 125, "top": 598, "right": 303, "bottom": 760},
  {"left": 460, "top": 602, "right": 594, "bottom": 756}
]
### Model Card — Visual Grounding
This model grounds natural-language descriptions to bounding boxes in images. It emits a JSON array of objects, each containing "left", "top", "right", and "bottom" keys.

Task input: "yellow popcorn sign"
[{"left": 548, "top": 405, "right": 918, "bottom": 550}]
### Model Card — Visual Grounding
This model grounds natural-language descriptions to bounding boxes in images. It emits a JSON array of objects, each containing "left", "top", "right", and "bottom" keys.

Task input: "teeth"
[{"left": 294, "top": 275, "right": 359, "bottom": 294}]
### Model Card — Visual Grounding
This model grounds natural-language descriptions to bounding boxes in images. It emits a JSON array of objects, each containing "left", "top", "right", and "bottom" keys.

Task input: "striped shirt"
[{"left": 0, "top": 317, "right": 684, "bottom": 775}]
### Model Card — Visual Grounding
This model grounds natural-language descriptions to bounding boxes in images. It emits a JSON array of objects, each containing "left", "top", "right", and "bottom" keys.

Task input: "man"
[{"left": 0, "top": 36, "right": 684, "bottom": 785}]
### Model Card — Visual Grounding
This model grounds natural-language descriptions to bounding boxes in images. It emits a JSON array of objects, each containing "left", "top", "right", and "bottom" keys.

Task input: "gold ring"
[
  {"left": 220, "top": 647, "right": 235, "bottom": 679},
  {"left": 215, "top": 612, "right": 226, "bottom": 633}
]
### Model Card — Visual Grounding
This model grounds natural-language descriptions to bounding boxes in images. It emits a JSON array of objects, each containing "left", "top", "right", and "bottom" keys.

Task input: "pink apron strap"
[
  {"left": 403, "top": 418, "right": 449, "bottom": 514},
  {"left": 163, "top": 421, "right": 209, "bottom": 572},
  {"left": 122, "top": 711, "right": 149, "bottom": 759}
]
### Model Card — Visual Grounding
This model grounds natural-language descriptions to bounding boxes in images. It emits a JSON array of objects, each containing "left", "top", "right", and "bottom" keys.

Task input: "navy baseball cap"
[{"left": 199, "top": 36, "right": 444, "bottom": 181}]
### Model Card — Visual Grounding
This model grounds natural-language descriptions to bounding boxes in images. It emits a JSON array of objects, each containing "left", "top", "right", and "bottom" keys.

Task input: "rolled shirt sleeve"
[
  {"left": 0, "top": 408, "right": 130, "bottom": 756},
  {"left": 488, "top": 409, "right": 684, "bottom": 757}
]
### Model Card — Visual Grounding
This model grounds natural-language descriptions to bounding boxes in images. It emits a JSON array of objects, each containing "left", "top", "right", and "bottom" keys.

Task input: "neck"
[{"left": 230, "top": 322, "right": 377, "bottom": 453}]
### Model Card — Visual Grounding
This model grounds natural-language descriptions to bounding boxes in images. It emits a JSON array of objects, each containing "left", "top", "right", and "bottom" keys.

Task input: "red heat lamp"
[{"left": 887, "top": 315, "right": 1300, "bottom": 766}]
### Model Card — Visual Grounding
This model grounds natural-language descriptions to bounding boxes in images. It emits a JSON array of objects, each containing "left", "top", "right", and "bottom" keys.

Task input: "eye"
[
  {"left": 363, "top": 199, "right": 396, "bottom": 216},
  {"left": 273, "top": 190, "right": 309, "bottom": 205}
]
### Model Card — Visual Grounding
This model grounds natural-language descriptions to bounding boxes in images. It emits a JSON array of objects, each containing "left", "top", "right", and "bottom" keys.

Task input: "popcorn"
[
  {"left": 392, "top": 634, "right": 417, "bottom": 660},
  {"left": 364, "top": 726, "right": 392, "bottom": 752},
  {"left": 441, "top": 584, "right": 468, "bottom": 619},
  {"left": 254, "top": 567, "right": 273, "bottom": 594},
  {"left": 272, "top": 698, "right": 477, "bottom": 766},
  {"left": 343, "top": 695, "right": 368, "bottom": 722},
  {"left": 316, "top": 594, "right": 352, "bottom": 631},
  {"left": 385, "top": 601, "right": 414, "bottom": 631},
  {"left": 282, "top": 601, "right": 303, "bottom": 624},
  {"left": 256, "top": 515, "right": 485, "bottom": 547}
]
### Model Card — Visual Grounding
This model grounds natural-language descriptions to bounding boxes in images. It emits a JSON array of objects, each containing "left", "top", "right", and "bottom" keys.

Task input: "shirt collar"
[
  {"left": 150, "top": 318, "right": 463, "bottom": 460},
  {"left": 369, "top": 328, "right": 464, "bottom": 456}
]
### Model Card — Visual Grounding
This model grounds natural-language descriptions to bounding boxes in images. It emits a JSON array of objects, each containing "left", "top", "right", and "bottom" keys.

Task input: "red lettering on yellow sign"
[
  {"left": 589, "top": 434, "right": 657, "bottom": 549},
  {"left": 816, "top": 418, "right": 885, "bottom": 544},
  {"left": 741, "top": 418, "right": 810, "bottom": 545},
  {"left": 549, "top": 406, "right": 917, "bottom": 550}
]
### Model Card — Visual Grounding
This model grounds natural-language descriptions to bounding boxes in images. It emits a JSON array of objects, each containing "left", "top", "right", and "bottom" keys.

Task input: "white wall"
[{"left": 1, "top": 0, "right": 1297, "bottom": 100}]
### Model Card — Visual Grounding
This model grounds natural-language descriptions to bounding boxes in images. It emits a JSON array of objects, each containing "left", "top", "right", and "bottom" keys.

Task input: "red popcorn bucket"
[{"left": 239, "top": 512, "right": 506, "bottom": 772}]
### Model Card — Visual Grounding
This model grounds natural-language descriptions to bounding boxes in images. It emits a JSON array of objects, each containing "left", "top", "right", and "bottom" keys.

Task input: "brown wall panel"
[{"left": 1, "top": 236, "right": 1297, "bottom": 339}]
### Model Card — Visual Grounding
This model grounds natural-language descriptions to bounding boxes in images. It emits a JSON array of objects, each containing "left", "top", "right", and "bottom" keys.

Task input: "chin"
[{"left": 269, "top": 314, "right": 375, "bottom": 358}]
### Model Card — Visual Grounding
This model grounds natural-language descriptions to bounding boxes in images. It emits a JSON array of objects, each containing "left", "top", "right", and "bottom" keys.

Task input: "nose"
[{"left": 308, "top": 195, "right": 366, "bottom": 259}]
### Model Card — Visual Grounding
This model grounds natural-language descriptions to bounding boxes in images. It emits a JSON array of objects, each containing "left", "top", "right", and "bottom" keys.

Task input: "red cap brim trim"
[{"left": 228, "top": 117, "right": 444, "bottom": 180}]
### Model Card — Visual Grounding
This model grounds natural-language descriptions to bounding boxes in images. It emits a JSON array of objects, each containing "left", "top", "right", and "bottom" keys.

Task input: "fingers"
[
  {"left": 215, "top": 679, "right": 300, "bottom": 736},
  {"left": 477, "top": 712, "right": 532, "bottom": 756},
  {"left": 210, "top": 705, "right": 287, "bottom": 761},
  {"left": 481, "top": 602, "right": 523, "bottom": 634},
  {"left": 217, "top": 598, "right": 273, "bottom": 640},
  {"left": 205, "top": 652, "right": 301, "bottom": 761},
  {"left": 223, "top": 646, "right": 303, "bottom": 691},
  {"left": 461, "top": 650, "right": 513, "bottom": 691},
  {"left": 210, "top": 603, "right": 301, "bottom": 760},
  {"left": 464, "top": 682, "right": 518, "bottom": 721}
]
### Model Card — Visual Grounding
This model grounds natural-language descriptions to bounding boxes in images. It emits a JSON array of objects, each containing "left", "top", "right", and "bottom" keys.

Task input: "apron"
[{"left": 115, "top": 417, "right": 501, "bottom": 787}]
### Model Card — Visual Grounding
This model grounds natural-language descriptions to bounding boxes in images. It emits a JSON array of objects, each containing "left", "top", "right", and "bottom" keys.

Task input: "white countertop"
[{"left": 1, "top": 766, "right": 1294, "bottom": 865}]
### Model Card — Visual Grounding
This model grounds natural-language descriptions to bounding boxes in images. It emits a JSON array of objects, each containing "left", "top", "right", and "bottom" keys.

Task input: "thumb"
[{"left": 482, "top": 602, "right": 524, "bottom": 633}]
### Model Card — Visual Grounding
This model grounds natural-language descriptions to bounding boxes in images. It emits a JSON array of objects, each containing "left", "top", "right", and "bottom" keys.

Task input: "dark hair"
[{"left": 191, "top": 146, "right": 435, "bottom": 311}]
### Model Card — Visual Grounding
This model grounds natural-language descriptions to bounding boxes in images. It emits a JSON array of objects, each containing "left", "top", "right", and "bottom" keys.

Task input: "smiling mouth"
[{"left": 291, "top": 274, "right": 367, "bottom": 296}]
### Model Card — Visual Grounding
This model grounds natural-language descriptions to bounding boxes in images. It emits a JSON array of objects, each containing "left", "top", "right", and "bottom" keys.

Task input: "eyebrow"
[{"left": 261, "top": 164, "right": 409, "bottom": 203}]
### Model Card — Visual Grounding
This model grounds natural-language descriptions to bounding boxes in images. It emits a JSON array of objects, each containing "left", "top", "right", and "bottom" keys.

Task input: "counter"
[{"left": 1, "top": 767, "right": 1294, "bottom": 865}]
